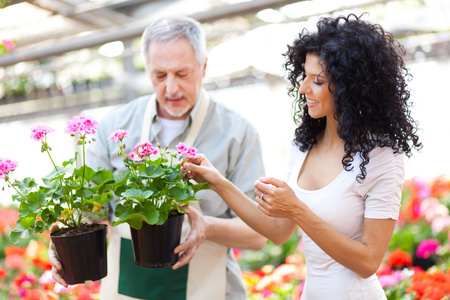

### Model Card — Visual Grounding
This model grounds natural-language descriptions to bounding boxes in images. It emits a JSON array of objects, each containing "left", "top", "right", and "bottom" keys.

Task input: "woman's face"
[{"left": 299, "top": 53, "right": 334, "bottom": 120}]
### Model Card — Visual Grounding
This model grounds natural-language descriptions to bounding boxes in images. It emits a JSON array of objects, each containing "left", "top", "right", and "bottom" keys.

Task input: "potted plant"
[
  {"left": 0, "top": 114, "right": 116, "bottom": 284},
  {"left": 109, "top": 130, "right": 210, "bottom": 267}
]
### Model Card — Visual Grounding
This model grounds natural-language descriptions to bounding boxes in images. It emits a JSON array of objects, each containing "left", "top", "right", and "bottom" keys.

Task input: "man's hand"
[
  {"left": 172, "top": 206, "right": 206, "bottom": 270},
  {"left": 48, "top": 224, "right": 68, "bottom": 287}
]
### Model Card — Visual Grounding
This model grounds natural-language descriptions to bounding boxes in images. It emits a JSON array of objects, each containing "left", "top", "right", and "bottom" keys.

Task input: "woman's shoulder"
[
  {"left": 356, "top": 145, "right": 405, "bottom": 190},
  {"left": 367, "top": 146, "right": 404, "bottom": 167}
]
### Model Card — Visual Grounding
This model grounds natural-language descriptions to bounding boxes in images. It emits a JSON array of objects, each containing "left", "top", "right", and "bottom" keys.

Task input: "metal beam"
[
  {"left": 67, "top": 0, "right": 153, "bottom": 16},
  {"left": 31, "top": 0, "right": 134, "bottom": 27},
  {"left": 190, "top": 0, "right": 300, "bottom": 23},
  {"left": 0, "top": 0, "right": 301, "bottom": 67}
]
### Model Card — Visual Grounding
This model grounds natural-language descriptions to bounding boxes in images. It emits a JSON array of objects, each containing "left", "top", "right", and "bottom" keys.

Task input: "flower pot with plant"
[
  {"left": 0, "top": 115, "right": 117, "bottom": 284},
  {"left": 109, "top": 131, "right": 210, "bottom": 267}
]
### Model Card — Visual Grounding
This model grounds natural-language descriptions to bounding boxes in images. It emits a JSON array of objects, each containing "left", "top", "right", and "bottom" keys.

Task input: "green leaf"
[
  {"left": 121, "top": 188, "right": 154, "bottom": 199},
  {"left": 34, "top": 220, "right": 47, "bottom": 233},
  {"left": 9, "top": 224, "right": 32, "bottom": 244},
  {"left": 18, "top": 202, "right": 30, "bottom": 217},
  {"left": 142, "top": 204, "right": 159, "bottom": 225},
  {"left": 73, "top": 165, "right": 96, "bottom": 183},
  {"left": 54, "top": 204, "right": 63, "bottom": 217},
  {"left": 177, "top": 206, "right": 189, "bottom": 214},
  {"left": 143, "top": 165, "right": 164, "bottom": 178},
  {"left": 113, "top": 213, "right": 147, "bottom": 229},
  {"left": 62, "top": 156, "right": 77, "bottom": 167},
  {"left": 168, "top": 186, "right": 189, "bottom": 200},
  {"left": 20, "top": 216, "right": 35, "bottom": 229},
  {"left": 166, "top": 170, "right": 181, "bottom": 183},
  {"left": 81, "top": 188, "right": 93, "bottom": 198},
  {"left": 155, "top": 202, "right": 172, "bottom": 225},
  {"left": 41, "top": 208, "right": 57, "bottom": 225},
  {"left": 192, "top": 182, "right": 211, "bottom": 193},
  {"left": 19, "top": 191, "right": 46, "bottom": 214},
  {"left": 14, "top": 177, "right": 37, "bottom": 192},
  {"left": 92, "top": 192, "right": 114, "bottom": 205},
  {"left": 42, "top": 166, "right": 74, "bottom": 184},
  {"left": 91, "top": 168, "right": 114, "bottom": 185}
]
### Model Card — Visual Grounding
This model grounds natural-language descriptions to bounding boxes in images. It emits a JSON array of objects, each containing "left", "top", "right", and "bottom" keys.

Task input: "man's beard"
[{"left": 163, "top": 93, "right": 191, "bottom": 118}]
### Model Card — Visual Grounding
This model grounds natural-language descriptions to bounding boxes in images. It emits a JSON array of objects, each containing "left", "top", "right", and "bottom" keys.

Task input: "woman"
[{"left": 184, "top": 14, "right": 422, "bottom": 299}]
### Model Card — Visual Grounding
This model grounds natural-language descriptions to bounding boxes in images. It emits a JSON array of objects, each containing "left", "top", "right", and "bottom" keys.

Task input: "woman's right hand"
[{"left": 183, "top": 154, "right": 223, "bottom": 188}]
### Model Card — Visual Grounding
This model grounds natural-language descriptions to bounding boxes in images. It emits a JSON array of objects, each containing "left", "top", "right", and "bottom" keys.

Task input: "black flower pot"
[
  {"left": 130, "top": 213, "right": 184, "bottom": 268},
  {"left": 50, "top": 223, "right": 108, "bottom": 284}
]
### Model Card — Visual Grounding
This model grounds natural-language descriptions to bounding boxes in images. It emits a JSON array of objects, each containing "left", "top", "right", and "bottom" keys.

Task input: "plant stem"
[
  {"left": 7, "top": 180, "right": 26, "bottom": 199},
  {"left": 77, "top": 136, "right": 87, "bottom": 228},
  {"left": 77, "top": 211, "right": 82, "bottom": 227},
  {"left": 118, "top": 142, "right": 139, "bottom": 178},
  {"left": 46, "top": 148, "right": 59, "bottom": 172},
  {"left": 81, "top": 136, "right": 86, "bottom": 188},
  {"left": 44, "top": 141, "right": 67, "bottom": 199}
]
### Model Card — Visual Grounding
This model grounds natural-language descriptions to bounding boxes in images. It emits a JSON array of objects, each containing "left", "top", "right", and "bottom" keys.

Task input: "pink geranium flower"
[
  {"left": 185, "top": 147, "right": 198, "bottom": 158},
  {"left": 416, "top": 239, "right": 440, "bottom": 259},
  {"left": 176, "top": 142, "right": 198, "bottom": 158},
  {"left": 5, "top": 254, "right": 26, "bottom": 269},
  {"left": 431, "top": 216, "right": 450, "bottom": 234},
  {"left": 132, "top": 142, "right": 158, "bottom": 159},
  {"left": 64, "top": 114, "right": 98, "bottom": 135},
  {"left": 2, "top": 39, "right": 15, "bottom": 51},
  {"left": 0, "top": 158, "right": 18, "bottom": 179},
  {"left": 378, "top": 270, "right": 403, "bottom": 288},
  {"left": 176, "top": 142, "right": 188, "bottom": 155},
  {"left": 30, "top": 125, "right": 55, "bottom": 141},
  {"left": 420, "top": 197, "right": 449, "bottom": 223},
  {"left": 38, "top": 270, "right": 54, "bottom": 284},
  {"left": 39, "top": 270, "right": 75, "bottom": 293},
  {"left": 108, "top": 129, "right": 129, "bottom": 143}
]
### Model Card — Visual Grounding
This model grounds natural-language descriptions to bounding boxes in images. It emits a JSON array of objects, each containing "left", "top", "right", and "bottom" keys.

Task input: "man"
[{"left": 49, "top": 16, "right": 267, "bottom": 300}]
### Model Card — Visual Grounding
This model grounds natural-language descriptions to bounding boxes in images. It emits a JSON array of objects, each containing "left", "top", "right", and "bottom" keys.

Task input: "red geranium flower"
[
  {"left": 406, "top": 269, "right": 450, "bottom": 299},
  {"left": 0, "top": 267, "right": 7, "bottom": 279},
  {"left": 387, "top": 249, "right": 412, "bottom": 268}
]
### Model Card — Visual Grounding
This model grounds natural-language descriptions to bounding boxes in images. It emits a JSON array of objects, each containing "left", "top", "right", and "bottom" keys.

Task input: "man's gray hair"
[{"left": 141, "top": 16, "right": 207, "bottom": 71}]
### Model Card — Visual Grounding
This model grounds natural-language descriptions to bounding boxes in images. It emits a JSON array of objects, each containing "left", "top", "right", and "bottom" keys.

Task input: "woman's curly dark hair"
[{"left": 284, "top": 13, "right": 422, "bottom": 181}]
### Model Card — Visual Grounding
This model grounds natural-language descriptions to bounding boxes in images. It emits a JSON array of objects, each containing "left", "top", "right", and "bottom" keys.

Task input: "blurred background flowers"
[{"left": 1, "top": 175, "right": 449, "bottom": 299}]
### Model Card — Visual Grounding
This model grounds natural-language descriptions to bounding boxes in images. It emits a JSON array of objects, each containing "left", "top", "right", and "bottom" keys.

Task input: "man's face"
[{"left": 147, "top": 38, "right": 207, "bottom": 120}]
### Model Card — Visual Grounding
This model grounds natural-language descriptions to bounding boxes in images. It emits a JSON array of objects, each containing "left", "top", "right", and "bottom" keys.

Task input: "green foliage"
[
  {"left": 112, "top": 146, "right": 210, "bottom": 229},
  {"left": 1, "top": 118, "right": 119, "bottom": 244},
  {"left": 9, "top": 156, "right": 115, "bottom": 243}
]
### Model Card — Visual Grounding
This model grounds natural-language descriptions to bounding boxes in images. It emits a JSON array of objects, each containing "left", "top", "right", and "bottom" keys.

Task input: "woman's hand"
[
  {"left": 183, "top": 154, "right": 224, "bottom": 188},
  {"left": 254, "top": 177, "right": 303, "bottom": 219}
]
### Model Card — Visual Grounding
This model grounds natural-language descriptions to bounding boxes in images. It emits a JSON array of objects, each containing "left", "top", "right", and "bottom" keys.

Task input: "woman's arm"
[
  {"left": 186, "top": 156, "right": 396, "bottom": 278},
  {"left": 183, "top": 155, "right": 298, "bottom": 245},
  {"left": 255, "top": 176, "right": 396, "bottom": 278}
]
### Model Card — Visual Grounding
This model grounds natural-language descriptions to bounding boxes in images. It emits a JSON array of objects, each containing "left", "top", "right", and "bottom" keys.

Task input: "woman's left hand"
[{"left": 254, "top": 177, "right": 302, "bottom": 219}]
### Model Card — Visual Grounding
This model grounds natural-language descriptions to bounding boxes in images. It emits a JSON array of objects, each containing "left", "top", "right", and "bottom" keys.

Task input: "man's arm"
[{"left": 172, "top": 207, "right": 267, "bottom": 270}]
